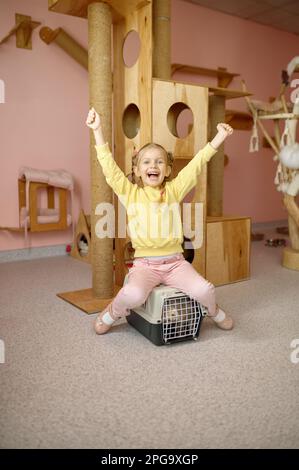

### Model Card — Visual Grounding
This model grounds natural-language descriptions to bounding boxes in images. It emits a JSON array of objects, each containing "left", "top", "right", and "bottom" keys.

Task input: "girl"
[{"left": 86, "top": 108, "right": 234, "bottom": 334}]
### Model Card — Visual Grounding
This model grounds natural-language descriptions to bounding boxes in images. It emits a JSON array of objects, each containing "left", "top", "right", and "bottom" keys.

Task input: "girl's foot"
[
  {"left": 94, "top": 304, "right": 116, "bottom": 335},
  {"left": 209, "top": 305, "right": 234, "bottom": 330}
]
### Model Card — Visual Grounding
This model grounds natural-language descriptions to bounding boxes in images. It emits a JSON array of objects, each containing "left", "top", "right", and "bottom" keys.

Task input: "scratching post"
[
  {"left": 88, "top": 2, "right": 114, "bottom": 298},
  {"left": 282, "top": 196, "right": 299, "bottom": 271},
  {"left": 288, "top": 214, "right": 299, "bottom": 250},
  {"left": 153, "top": 0, "right": 171, "bottom": 79},
  {"left": 207, "top": 95, "right": 225, "bottom": 217},
  {"left": 39, "top": 26, "right": 88, "bottom": 69}
]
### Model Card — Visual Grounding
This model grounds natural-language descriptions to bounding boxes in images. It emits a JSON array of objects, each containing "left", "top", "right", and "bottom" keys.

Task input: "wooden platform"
[
  {"left": 282, "top": 247, "right": 299, "bottom": 271},
  {"left": 225, "top": 109, "right": 253, "bottom": 130},
  {"left": 57, "top": 285, "right": 121, "bottom": 314},
  {"left": 206, "top": 215, "right": 251, "bottom": 286},
  {"left": 48, "top": 0, "right": 149, "bottom": 20},
  {"left": 171, "top": 64, "right": 239, "bottom": 88}
]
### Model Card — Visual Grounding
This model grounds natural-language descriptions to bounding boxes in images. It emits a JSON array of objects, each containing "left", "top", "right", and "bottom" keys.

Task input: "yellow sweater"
[{"left": 96, "top": 143, "right": 217, "bottom": 257}]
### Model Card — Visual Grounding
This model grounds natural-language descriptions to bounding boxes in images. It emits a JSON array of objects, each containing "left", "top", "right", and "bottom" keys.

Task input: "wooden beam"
[
  {"left": 0, "top": 14, "right": 41, "bottom": 49},
  {"left": 40, "top": 26, "right": 88, "bottom": 69},
  {"left": 258, "top": 113, "right": 299, "bottom": 120}
]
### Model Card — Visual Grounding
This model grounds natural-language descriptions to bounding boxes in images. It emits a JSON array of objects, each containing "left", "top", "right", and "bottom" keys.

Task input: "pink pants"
[{"left": 110, "top": 254, "right": 217, "bottom": 319}]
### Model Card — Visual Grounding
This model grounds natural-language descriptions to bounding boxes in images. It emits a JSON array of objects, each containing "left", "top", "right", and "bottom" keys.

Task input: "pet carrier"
[{"left": 125, "top": 278, "right": 208, "bottom": 346}]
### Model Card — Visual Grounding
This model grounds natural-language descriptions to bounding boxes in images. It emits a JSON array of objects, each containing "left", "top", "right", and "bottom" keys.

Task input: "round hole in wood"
[
  {"left": 76, "top": 233, "right": 89, "bottom": 257},
  {"left": 123, "top": 30, "right": 141, "bottom": 68},
  {"left": 167, "top": 103, "right": 194, "bottom": 138},
  {"left": 122, "top": 103, "right": 141, "bottom": 139}
]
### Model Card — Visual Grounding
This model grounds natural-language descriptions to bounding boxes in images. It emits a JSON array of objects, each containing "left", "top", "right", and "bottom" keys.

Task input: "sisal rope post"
[
  {"left": 207, "top": 95, "right": 225, "bottom": 216},
  {"left": 88, "top": 2, "right": 114, "bottom": 298},
  {"left": 153, "top": 0, "right": 171, "bottom": 79}
]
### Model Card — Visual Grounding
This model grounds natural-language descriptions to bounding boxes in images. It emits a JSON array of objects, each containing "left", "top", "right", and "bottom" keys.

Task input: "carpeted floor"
[{"left": 0, "top": 231, "right": 298, "bottom": 449}]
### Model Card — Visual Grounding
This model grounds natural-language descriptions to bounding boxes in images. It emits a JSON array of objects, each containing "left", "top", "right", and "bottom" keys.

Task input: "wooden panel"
[
  {"left": 153, "top": 81, "right": 208, "bottom": 276},
  {"left": 113, "top": 2, "right": 152, "bottom": 173},
  {"left": 152, "top": 78, "right": 208, "bottom": 158},
  {"left": 206, "top": 216, "right": 251, "bottom": 286},
  {"left": 113, "top": 2, "right": 152, "bottom": 286}
]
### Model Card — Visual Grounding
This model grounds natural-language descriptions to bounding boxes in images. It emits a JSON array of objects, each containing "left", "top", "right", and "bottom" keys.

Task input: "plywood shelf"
[
  {"left": 207, "top": 215, "right": 250, "bottom": 223},
  {"left": 48, "top": 0, "right": 150, "bottom": 20},
  {"left": 170, "top": 64, "right": 251, "bottom": 100},
  {"left": 225, "top": 109, "right": 253, "bottom": 130},
  {"left": 171, "top": 64, "right": 239, "bottom": 87},
  {"left": 208, "top": 86, "right": 251, "bottom": 100}
]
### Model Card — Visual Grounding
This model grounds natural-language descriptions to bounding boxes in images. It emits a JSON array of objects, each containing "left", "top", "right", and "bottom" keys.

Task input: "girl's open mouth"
[{"left": 147, "top": 172, "right": 159, "bottom": 180}]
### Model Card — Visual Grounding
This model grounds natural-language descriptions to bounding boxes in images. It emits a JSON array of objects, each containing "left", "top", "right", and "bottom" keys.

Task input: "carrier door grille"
[{"left": 162, "top": 295, "right": 201, "bottom": 343}]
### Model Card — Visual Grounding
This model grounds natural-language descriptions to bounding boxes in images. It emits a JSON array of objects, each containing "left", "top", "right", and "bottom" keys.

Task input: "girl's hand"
[
  {"left": 210, "top": 123, "right": 233, "bottom": 150},
  {"left": 86, "top": 107, "right": 101, "bottom": 131},
  {"left": 216, "top": 123, "right": 233, "bottom": 138}
]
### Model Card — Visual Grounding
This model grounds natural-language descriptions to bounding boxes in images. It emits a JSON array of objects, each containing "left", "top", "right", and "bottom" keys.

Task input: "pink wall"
[
  {"left": 172, "top": 0, "right": 299, "bottom": 223},
  {"left": 1, "top": 0, "right": 299, "bottom": 252},
  {"left": 0, "top": 0, "right": 89, "bottom": 251}
]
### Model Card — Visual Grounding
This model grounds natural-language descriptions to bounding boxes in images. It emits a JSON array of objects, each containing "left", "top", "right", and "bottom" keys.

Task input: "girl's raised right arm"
[{"left": 86, "top": 108, "right": 134, "bottom": 201}]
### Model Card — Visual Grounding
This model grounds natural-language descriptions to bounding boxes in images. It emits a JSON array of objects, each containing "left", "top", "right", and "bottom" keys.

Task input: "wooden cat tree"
[
  {"left": 243, "top": 56, "right": 299, "bottom": 271},
  {"left": 51, "top": 0, "right": 251, "bottom": 314}
]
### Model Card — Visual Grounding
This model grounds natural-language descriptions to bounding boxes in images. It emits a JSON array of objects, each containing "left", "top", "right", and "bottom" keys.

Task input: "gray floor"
[{"left": 0, "top": 231, "right": 299, "bottom": 449}]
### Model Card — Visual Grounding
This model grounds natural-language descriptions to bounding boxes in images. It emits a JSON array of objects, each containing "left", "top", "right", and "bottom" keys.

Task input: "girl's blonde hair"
[{"left": 129, "top": 143, "right": 174, "bottom": 186}]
